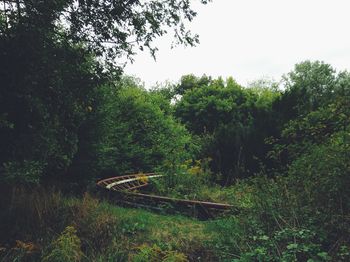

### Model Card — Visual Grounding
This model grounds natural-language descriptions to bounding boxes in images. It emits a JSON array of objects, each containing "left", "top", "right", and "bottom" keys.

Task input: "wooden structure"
[{"left": 97, "top": 173, "right": 237, "bottom": 219}]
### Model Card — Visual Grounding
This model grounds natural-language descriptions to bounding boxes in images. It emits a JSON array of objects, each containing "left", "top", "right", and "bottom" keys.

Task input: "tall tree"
[
  {"left": 1, "top": 0, "right": 210, "bottom": 68},
  {"left": 273, "top": 61, "right": 337, "bottom": 121},
  {"left": 174, "top": 76, "right": 280, "bottom": 184},
  {"left": 0, "top": 0, "right": 209, "bottom": 183}
]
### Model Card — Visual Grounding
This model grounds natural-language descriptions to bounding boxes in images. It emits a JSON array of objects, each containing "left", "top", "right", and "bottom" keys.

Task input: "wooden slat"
[{"left": 96, "top": 173, "right": 238, "bottom": 219}]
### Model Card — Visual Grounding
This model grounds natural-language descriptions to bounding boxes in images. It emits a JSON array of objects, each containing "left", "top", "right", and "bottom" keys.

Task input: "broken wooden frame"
[{"left": 97, "top": 173, "right": 239, "bottom": 219}]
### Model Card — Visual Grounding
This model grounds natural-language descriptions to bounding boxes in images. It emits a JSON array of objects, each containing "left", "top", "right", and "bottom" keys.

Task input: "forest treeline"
[{"left": 0, "top": 1, "right": 349, "bottom": 261}]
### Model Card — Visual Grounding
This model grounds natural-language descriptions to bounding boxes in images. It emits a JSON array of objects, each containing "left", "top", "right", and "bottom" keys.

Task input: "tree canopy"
[
  {"left": 1, "top": 0, "right": 209, "bottom": 67},
  {"left": 0, "top": 0, "right": 209, "bottom": 183}
]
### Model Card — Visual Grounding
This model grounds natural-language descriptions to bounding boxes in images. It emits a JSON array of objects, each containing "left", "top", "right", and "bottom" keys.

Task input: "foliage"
[
  {"left": 208, "top": 128, "right": 350, "bottom": 261},
  {"left": 0, "top": 188, "right": 215, "bottom": 261},
  {"left": 72, "top": 193, "right": 120, "bottom": 252},
  {"left": 1, "top": 4, "right": 350, "bottom": 258},
  {"left": 42, "top": 226, "right": 83, "bottom": 262},
  {"left": 1, "top": 0, "right": 209, "bottom": 66},
  {"left": 0, "top": 21, "right": 102, "bottom": 183},
  {"left": 0, "top": 0, "right": 208, "bottom": 184},
  {"left": 246, "top": 77, "right": 281, "bottom": 109},
  {"left": 0, "top": 240, "right": 40, "bottom": 262},
  {"left": 151, "top": 158, "right": 213, "bottom": 200},
  {"left": 273, "top": 61, "right": 338, "bottom": 124},
  {"left": 174, "top": 75, "right": 280, "bottom": 183},
  {"left": 1, "top": 160, "right": 45, "bottom": 184},
  {"left": 131, "top": 244, "right": 188, "bottom": 262},
  {"left": 0, "top": 187, "right": 68, "bottom": 246},
  {"left": 269, "top": 63, "right": 350, "bottom": 167},
  {"left": 94, "top": 82, "right": 193, "bottom": 177}
]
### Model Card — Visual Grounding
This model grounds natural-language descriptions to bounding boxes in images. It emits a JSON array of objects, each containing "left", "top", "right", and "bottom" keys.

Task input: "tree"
[
  {"left": 174, "top": 74, "right": 212, "bottom": 96},
  {"left": 0, "top": 0, "right": 209, "bottom": 183},
  {"left": 269, "top": 63, "right": 350, "bottom": 169},
  {"left": 273, "top": 61, "right": 337, "bottom": 121},
  {"left": 174, "top": 76, "right": 280, "bottom": 184},
  {"left": 94, "top": 81, "right": 192, "bottom": 177},
  {"left": 1, "top": 0, "right": 210, "bottom": 68},
  {"left": 0, "top": 28, "right": 102, "bottom": 183}
]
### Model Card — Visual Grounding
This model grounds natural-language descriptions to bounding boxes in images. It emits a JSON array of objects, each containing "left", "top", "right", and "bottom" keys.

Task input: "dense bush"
[
  {"left": 0, "top": 188, "right": 215, "bottom": 261},
  {"left": 208, "top": 125, "right": 350, "bottom": 261},
  {"left": 92, "top": 82, "right": 193, "bottom": 178},
  {"left": 42, "top": 226, "right": 83, "bottom": 262},
  {"left": 173, "top": 75, "right": 280, "bottom": 183},
  {"left": 0, "top": 22, "right": 102, "bottom": 183}
]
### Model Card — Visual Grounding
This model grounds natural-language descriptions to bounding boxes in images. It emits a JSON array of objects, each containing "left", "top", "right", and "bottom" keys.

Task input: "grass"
[
  {"left": 1, "top": 152, "right": 349, "bottom": 262},
  {"left": 147, "top": 172, "right": 254, "bottom": 208},
  {"left": 0, "top": 187, "right": 219, "bottom": 261}
]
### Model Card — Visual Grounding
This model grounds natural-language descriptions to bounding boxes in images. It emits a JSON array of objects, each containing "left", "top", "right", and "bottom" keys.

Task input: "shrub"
[
  {"left": 0, "top": 187, "right": 69, "bottom": 245},
  {"left": 131, "top": 244, "right": 188, "bottom": 262},
  {"left": 151, "top": 158, "right": 212, "bottom": 200},
  {"left": 1, "top": 160, "right": 45, "bottom": 184},
  {"left": 42, "top": 226, "right": 83, "bottom": 262},
  {"left": 71, "top": 193, "right": 120, "bottom": 252},
  {"left": 95, "top": 84, "right": 192, "bottom": 177}
]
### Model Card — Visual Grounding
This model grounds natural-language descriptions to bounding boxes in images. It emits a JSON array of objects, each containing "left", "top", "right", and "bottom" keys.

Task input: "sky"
[{"left": 124, "top": 0, "right": 350, "bottom": 88}]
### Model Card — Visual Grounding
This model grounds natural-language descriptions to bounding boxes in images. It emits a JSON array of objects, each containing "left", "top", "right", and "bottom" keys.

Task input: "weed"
[{"left": 42, "top": 226, "right": 83, "bottom": 262}]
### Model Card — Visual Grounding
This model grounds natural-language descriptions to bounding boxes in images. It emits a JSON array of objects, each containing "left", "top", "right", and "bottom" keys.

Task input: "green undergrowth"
[
  {"left": 1, "top": 168, "right": 349, "bottom": 262},
  {"left": 1, "top": 132, "right": 349, "bottom": 262},
  {"left": 0, "top": 188, "right": 218, "bottom": 261},
  {"left": 148, "top": 176, "right": 253, "bottom": 208},
  {"left": 146, "top": 159, "right": 254, "bottom": 208}
]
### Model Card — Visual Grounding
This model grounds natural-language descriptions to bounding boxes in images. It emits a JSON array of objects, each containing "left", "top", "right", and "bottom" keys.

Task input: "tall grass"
[{"left": 0, "top": 187, "right": 215, "bottom": 261}]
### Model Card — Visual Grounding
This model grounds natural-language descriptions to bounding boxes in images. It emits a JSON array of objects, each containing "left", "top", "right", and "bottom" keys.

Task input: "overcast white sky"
[{"left": 124, "top": 0, "right": 350, "bottom": 88}]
